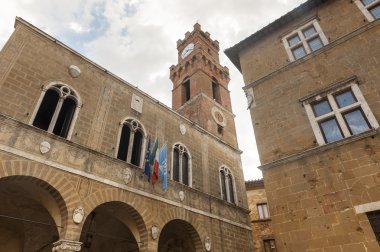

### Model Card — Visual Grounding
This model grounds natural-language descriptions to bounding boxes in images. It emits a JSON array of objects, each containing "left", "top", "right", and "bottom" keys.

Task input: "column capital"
[{"left": 52, "top": 240, "right": 82, "bottom": 252}]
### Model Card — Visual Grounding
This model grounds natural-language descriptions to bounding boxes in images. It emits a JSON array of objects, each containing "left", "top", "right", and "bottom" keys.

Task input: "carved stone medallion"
[
  {"left": 179, "top": 191, "right": 185, "bottom": 202},
  {"left": 204, "top": 236, "right": 211, "bottom": 251},
  {"left": 122, "top": 168, "right": 133, "bottom": 184},
  {"left": 72, "top": 206, "right": 84, "bottom": 224},
  {"left": 39, "top": 141, "right": 51, "bottom": 154},
  {"left": 68, "top": 65, "right": 81, "bottom": 78},
  {"left": 151, "top": 224, "right": 159, "bottom": 240},
  {"left": 179, "top": 123, "right": 186, "bottom": 135}
]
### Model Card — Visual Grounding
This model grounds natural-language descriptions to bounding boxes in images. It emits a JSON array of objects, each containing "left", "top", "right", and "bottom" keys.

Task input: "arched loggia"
[
  {"left": 158, "top": 219, "right": 203, "bottom": 252},
  {"left": 79, "top": 201, "right": 148, "bottom": 252},
  {"left": 0, "top": 176, "right": 67, "bottom": 252}
]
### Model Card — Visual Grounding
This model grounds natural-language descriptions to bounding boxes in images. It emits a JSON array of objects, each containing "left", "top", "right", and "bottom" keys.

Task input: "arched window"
[
  {"left": 219, "top": 166, "right": 236, "bottom": 204},
  {"left": 172, "top": 143, "right": 191, "bottom": 186},
  {"left": 117, "top": 118, "right": 145, "bottom": 167},
  {"left": 31, "top": 83, "right": 80, "bottom": 139}
]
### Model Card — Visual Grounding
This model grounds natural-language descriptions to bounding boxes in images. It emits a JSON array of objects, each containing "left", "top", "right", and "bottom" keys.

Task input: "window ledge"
[
  {"left": 251, "top": 218, "right": 271, "bottom": 223},
  {"left": 259, "top": 128, "right": 379, "bottom": 170}
]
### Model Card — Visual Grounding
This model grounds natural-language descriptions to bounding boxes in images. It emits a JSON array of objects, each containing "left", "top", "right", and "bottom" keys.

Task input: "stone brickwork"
[
  {"left": 0, "top": 18, "right": 253, "bottom": 251},
  {"left": 246, "top": 180, "right": 275, "bottom": 251},
  {"left": 226, "top": 0, "right": 380, "bottom": 251}
]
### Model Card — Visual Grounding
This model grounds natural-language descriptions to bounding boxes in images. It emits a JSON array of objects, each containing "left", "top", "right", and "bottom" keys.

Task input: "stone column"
[{"left": 52, "top": 240, "right": 82, "bottom": 252}]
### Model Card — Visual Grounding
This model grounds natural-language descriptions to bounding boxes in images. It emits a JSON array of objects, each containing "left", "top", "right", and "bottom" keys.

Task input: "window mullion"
[
  {"left": 126, "top": 130, "right": 135, "bottom": 163},
  {"left": 179, "top": 153, "right": 183, "bottom": 183},
  {"left": 327, "top": 95, "right": 351, "bottom": 137},
  {"left": 299, "top": 32, "right": 311, "bottom": 54},
  {"left": 48, "top": 98, "right": 64, "bottom": 133},
  {"left": 304, "top": 103, "right": 325, "bottom": 145},
  {"left": 225, "top": 175, "right": 230, "bottom": 202}
]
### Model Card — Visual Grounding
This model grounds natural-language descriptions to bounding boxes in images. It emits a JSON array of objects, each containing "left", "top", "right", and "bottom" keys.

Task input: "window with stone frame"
[
  {"left": 172, "top": 143, "right": 191, "bottom": 186},
  {"left": 367, "top": 210, "right": 380, "bottom": 243},
  {"left": 219, "top": 166, "right": 236, "bottom": 204},
  {"left": 354, "top": 0, "right": 380, "bottom": 21},
  {"left": 117, "top": 118, "right": 145, "bottom": 167},
  {"left": 302, "top": 78, "right": 379, "bottom": 145},
  {"left": 257, "top": 203, "right": 270, "bottom": 220},
  {"left": 281, "top": 19, "right": 328, "bottom": 61},
  {"left": 31, "top": 82, "right": 81, "bottom": 139}
]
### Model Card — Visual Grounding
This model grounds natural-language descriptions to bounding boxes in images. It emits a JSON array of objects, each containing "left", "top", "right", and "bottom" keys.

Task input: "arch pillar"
[{"left": 52, "top": 240, "right": 82, "bottom": 252}]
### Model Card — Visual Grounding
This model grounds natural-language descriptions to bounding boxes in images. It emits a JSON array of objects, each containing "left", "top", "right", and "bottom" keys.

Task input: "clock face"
[{"left": 181, "top": 43, "right": 194, "bottom": 59}]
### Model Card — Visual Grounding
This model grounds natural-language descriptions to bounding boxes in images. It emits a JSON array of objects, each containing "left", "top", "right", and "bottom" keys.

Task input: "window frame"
[
  {"left": 257, "top": 203, "right": 270, "bottom": 220},
  {"left": 219, "top": 166, "right": 237, "bottom": 204},
  {"left": 281, "top": 19, "right": 328, "bottom": 62},
  {"left": 29, "top": 82, "right": 82, "bottom": 140},
  {"left": 303, "top": 82, "right": 379, "bottom": 145},
  {"left": 115, "top": 117, "right": 147, "bottom": 168},
  {"left": 354, "top": 0, "right": 380, "bottom": 22},
  {"left": 171, "top": 143, "right": 192, "bottom": 187}
]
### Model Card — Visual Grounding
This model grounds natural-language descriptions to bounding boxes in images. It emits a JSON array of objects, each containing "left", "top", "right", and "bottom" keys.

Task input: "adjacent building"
[
  {"left": 246, "top": 179, "right": 276, "bottom": 251},
  {"left": 0, "top": 18, "right": 253, "bottom": 251},
  {"left": 226, "top": 0, "right": 380, "bottom": 251}
]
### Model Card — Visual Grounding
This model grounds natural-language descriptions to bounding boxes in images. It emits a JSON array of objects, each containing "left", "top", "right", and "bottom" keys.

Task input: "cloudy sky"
[{"left": 0, "top": 0, "right": 306, "bottom": 180}]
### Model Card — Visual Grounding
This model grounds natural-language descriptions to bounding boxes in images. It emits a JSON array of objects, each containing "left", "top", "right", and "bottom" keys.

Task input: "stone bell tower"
[{"left": 170, "top": 23, "right": 238, "bottom": 148}]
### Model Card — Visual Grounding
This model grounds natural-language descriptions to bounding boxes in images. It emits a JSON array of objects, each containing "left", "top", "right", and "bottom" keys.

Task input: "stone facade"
[
  {"left": 226, "top": 0, "right": 380, "bottom": 251},
  {"left": 0, "top": 18, "right": 253, "bottom": 251},
  {"left": 246, "top": 180, "right": 275, "bottom": 251}
]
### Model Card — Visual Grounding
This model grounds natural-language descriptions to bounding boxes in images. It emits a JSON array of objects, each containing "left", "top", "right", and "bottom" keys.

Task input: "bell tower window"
[
  {"left": 182, "top": 77, "right": 190, "bottom": 104},
  {"left": 212, "top": 77, "right": 221, "bottom": 103}
]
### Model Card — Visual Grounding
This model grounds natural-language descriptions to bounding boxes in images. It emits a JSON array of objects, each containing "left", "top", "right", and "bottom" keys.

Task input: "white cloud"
[{"left": 0, "top": 0, "right": 307, "bottom": 180}]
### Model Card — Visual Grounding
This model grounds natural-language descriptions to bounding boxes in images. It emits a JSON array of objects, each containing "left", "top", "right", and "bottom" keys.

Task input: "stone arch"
[
  {"left": 0, "top": 175, "right": 69, "bottom": 251},
  {"left": 158, "top": 219, "right": 203, "bottom": 252},
  {"left": 81, "top": 188, "right": 149, "bottom": 251},
  {"left": 0, "top": 159, "right": 82, "bottom": 239}
]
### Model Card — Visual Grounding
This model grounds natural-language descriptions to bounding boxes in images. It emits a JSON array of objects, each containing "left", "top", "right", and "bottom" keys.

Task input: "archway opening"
[
  {"left": 79, "top": 201, "right": 147, "bottom": 252},
  {"left": 158, "top": 219, "right": 203, "bottom": 252},
  {"left": 0, "top": 176, "right": 65, "bottom": 252}
]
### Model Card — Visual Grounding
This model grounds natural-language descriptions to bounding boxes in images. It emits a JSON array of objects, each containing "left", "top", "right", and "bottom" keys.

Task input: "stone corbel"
[{"left": 52, "top": 240, "right": 82, "bottom": 252}]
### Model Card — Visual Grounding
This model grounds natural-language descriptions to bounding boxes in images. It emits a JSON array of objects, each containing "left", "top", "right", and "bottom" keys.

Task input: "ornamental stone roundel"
[
  {"left": 211, "top": 107, "right": 226, "bottom": 127},
  {"left": 39, "top": 141, "right": 51, "bottom": 154},
  {"left": 204, "top": 236, "right": 211, "bottom": 251},
  {"left": 179, "top": 123, "right": 186, "bottom": 135},
  {"left": 72, "top": 206, "right": 85, "bottom": 224},
  {"left": 68, "top": 65, "right": 81, "bottom": 78},
  {"left": 179, "top": 191, "right": 185, "bottom": 202},
  {"left": 151, "top": 224, "right": 159, "bottom": 240},
  {"left": 122, "top": 168, "right": 133, "bottom": 184}
]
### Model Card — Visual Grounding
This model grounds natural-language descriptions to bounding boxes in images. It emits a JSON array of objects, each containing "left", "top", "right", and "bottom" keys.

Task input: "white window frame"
[
  {"left": 303, "top": 82, "right": 379, "bottom": 145},
  {"left": 219, "top": 166, "right": 237, "bottom": 204},
  {"left": 282, "top": 19, "right": 328, "bottom": 62},
  {"left": 354, "top": 0, "right": 380, "bottom": 22},
  {"left": 29, "top": 81, "right": 82, "bottom": 140},
  {"left": 115, "top": 117, "right": 147, "bottom": 168},
  {"left": 171, "top": 143, "right": 192, "bottom": 187},
  {"left": 257, "top": 203, "right": 270, "bottom": 220}
]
